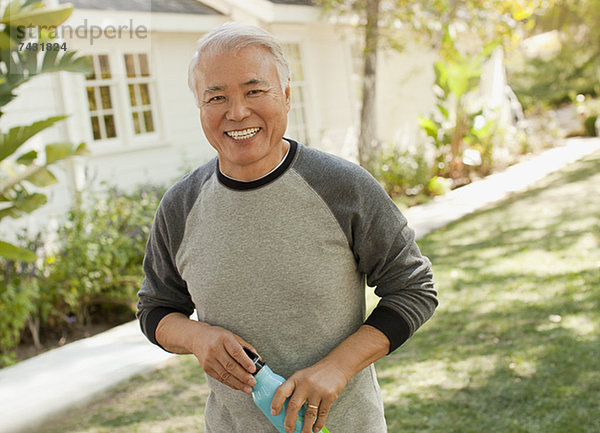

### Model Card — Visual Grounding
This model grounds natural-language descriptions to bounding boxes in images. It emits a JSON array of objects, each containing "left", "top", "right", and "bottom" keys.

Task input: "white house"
[{"left": 2, "top": 0, "right": 510, "bottom": 237}]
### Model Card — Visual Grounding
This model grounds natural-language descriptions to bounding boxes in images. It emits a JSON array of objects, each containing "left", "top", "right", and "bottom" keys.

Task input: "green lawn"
[{"left": 40, "top": 150, "right": 600, "bottom": 433}]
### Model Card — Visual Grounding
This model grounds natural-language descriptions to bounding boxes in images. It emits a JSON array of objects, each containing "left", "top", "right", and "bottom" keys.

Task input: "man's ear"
[{"left": 284, "top": 79, "right": 291, "bottom": 111}]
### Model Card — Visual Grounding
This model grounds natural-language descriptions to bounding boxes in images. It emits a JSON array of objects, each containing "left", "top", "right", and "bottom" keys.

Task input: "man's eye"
[
  {"left": 207, "top": 95, "right": 225, "bottom": 103},
  {"left": 248, "top": 89, "right": 265, "bottom": 96}
]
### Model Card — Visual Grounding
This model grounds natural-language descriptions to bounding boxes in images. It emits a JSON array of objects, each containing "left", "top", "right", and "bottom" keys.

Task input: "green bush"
[
  {"left": 506, "top": 41, "right": 600, "bottom": 111},
  {"left": 0, "top": 231, "right": 48, "bottom": 366},
  {"left": 0, "top": 261, "right": 38, "bottom": 366},
  {"left": 0, "top": 184, "right": 165, "bottom": 367},
  {"left": 372, "top": 142, "right": 435, "bottom": 206},
  {"left": 44, "top": 185, "right": 165, "bottom": 325}
]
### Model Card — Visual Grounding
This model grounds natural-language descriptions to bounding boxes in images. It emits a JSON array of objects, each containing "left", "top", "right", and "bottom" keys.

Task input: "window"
[
  {"left": 282, "top": 43, "right": 309, "bottom": 145},
  {"left": 124, "top": 53, "right": 155, "bottom": 135},
  {"left": 84, "top": 52, "right": 158, "bottom": 147},
  {"left": 85, "top": 55, "right": 118, "bottom": 140}
]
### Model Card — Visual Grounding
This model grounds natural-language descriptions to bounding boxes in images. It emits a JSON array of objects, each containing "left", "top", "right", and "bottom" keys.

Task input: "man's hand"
[
  {"left": 271, "top": 358, "right": 350, "bottom": 433},
  {"left": 156, "top": 313, "right": 259, "bottom": 394},
  {"left": 271, "top": 324, "right": 390, "bottom": 433},
  {"left": 192, "top": 325, "right": 260, "bottom": 394}
]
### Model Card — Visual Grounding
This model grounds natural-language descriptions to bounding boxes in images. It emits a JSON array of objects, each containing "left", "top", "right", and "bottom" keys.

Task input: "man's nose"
[{"left": 226, "top": 96, "right": 251, "bottom": 121}]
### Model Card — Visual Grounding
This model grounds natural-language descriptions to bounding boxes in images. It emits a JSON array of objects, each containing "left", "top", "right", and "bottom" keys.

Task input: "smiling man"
[{"left": 137, "top": 22, "right": 437, "bottom": 433}]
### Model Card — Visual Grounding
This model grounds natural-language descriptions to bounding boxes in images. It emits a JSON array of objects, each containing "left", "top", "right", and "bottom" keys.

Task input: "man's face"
[{"left": 195, "top": 45, "right": 291, "bottom": 180}]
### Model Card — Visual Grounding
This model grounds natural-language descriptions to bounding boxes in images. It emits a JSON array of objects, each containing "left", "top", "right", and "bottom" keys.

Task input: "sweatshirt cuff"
[
  {"left": 143, "top": 306, "right": 187, "bottom": 348},
  {"left": 364, "top": 305, "right": 411, "bottom": 354}
]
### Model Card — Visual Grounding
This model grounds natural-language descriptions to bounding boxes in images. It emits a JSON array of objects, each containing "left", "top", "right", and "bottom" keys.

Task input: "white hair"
[{"left": 188, "top": 22, "right": 291, "bottom": 106}]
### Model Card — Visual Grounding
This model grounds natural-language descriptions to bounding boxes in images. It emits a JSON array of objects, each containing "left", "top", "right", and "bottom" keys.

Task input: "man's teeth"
[{"left": 226, "top": 128, "right": 260, "bottom": 140}]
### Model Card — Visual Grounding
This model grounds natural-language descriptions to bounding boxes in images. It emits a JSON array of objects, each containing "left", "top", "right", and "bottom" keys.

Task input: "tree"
[
  {"left": 0, "top": 0, "right": 91, "bottom": 262},
  {"left": 316, "top": 0, "right": 540, "bottom": 171},
  {"left": 508, "top": 0, "right": 600, "bottom": 108},
  {"left": 358, "top": 0, "right": 379, "bottom": 171}
]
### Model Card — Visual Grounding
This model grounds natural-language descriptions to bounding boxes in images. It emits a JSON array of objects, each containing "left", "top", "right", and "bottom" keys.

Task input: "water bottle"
[{"left": 243, "top": 347, "right": 330, "bottom": 433}]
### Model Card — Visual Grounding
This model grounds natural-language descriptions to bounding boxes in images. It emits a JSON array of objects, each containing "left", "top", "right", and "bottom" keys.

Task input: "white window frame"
[
  {"left": 123, "top": 52, "right": 157, "bottom": 136},
  {"left": 85, "top": 54, "right": 120, "bottom": 142},
  {"left": 282, "top": 42, "right": 310, "bottom": 145},
  {"left": 79, "top": 48, "right": 162, "bottom": 155}
]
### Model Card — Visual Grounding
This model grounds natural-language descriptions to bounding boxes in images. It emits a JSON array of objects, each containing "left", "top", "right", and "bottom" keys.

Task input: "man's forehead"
[{"left": 197, "top": 46, "right": 278, "bottom": 89}]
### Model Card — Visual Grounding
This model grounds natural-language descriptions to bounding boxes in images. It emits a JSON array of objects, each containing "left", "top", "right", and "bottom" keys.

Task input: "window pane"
[
  {"left": 85, "top": 56, "right": 96, "bottom": 80},
  {"left": 139, "top": 83, "right": 151, "bottom": 105},
  {"left": 294, "top": 64, "right": 304, "bottom": 82},
  {"left": 99, "top": 55, "right": 111, "bottom": 79},
  {"left": 104, "top": 115, "right": 116, "bottom": 138},
  {"left": 139, "top": 54, "right": 150, "bottom": 76},
  {"left": 124, "top": 54, "right": 136, "bottom": 78},
  {"left": 128, "top": 84, "right": 137, "bottom": 106},
  {"left": 132, "top": 112, "right": 141, "bottom": 134},
  {"left": 99, "top": 86, "right": 112, "bottom": 109},
  {"left": 91, "top": 116, "right": 101, "bottom": 140},
  {"left": 143, "top": 110, "right": 154, "bottom": 132},
  {"left": 86, "top": 87, "right": 97, "bottom": 111}
]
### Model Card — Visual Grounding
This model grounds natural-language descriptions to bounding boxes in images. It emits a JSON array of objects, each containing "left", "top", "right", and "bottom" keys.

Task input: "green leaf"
[
  {"left": 0, "top": 30, "right": 16, "bottom": 49},
  {"left": 15, "top": 150, "right": 37, "bottom": 165},
  {"left": 26, "top": 166, "right": 57, "bottom": 187},
  {"left": 434, "top": 61, "right": 449, "bottom": 93},
  {"left": 418, "top": 116, "right": 439, "bottom": 139},
  {"left": 45, "top": 142, "right": 84, "bottom": 164},
  {"left": 0, "top": 116, "right": 66, "bottom": 161},
  {"left": 437, "top": 103, "right": 449, "bottom": 119},
  {"left": 11, "top": 191, "right": 46, "bottom": 214},
  {"left": 1, "top": 0, "right": 22, "bottom": 22},
  {"left": 1, "top": 4, "right": 73, "bottom": 28},
  {"left": 0, "top": 240, "right": 36, "bottom": 262},
  {"left": 39, "top": 49, "right": 92, "bottom": 74}
]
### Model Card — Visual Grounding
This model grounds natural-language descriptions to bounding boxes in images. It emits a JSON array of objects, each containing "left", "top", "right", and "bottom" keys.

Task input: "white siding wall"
[
  {"left": 377, "top": 43, "right": 438, "bottom": 149},
  {"left": 269, "top": 23, "right": 359, "bottom": 160}
]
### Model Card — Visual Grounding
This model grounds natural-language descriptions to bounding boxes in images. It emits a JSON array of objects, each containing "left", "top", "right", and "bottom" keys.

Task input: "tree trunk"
[
  {"left": 27, "top": 316, "right": 42, "bottom": 351},
  {"left": 358, "top": 0, "right": 379, "bottom": 170}
]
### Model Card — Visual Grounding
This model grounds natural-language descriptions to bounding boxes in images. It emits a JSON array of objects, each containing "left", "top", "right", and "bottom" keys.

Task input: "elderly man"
[{"left": 137, "top": 22, "right": 437, "bottom": 433}]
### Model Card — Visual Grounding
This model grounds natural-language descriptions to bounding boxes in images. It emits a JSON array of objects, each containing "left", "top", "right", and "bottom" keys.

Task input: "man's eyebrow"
[
  {"left": 243, "top": 78, "right": 267, "bottom": 86},
  {"left": 204, "top": 85, "right": 225, "bottom": 95}
]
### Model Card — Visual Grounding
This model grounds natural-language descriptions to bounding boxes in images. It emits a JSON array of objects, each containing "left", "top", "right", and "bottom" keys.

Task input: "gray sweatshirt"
[{"left": 137, "top": 139, "right": 437, "bottom": 432}]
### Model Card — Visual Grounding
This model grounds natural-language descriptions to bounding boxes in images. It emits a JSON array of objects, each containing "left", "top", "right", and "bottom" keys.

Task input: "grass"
[{"left": 39, "top": 150, "right": 600, "bottom": 433}]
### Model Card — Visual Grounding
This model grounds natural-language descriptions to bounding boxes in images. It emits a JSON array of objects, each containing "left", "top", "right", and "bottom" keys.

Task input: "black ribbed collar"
[{"left": 216, "top": 139, "right": 298, "bottom": 190}]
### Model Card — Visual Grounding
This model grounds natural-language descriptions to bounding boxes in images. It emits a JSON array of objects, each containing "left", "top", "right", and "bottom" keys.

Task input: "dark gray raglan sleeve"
[
  {"left": 294, "top": 145, "right": 438, "bottom": 353},
  {"left": 136, "top": 165, "right": 213, "bottom": 347}
]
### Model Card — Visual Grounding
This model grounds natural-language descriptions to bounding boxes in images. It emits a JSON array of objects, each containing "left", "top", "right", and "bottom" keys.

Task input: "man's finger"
[
  {"left": 313, "top": 400, "right": 332, "bottom": 433},
  {"left": 271, "top": 379, "right": 295, "bottom": 416},
  {"left": 226, "top": 340, "right": 258, "bottom": 373},
  {"left": 284, "top": 393, "right": 306, "bottom": 433},
  {"left": 216, "top": 352, "right": 256, "bottom": 388},
  {"left": 208, "top": 363, "right": 254, "bottom": 394},
  {"left": 302, "top": 402, "right": 319, "bottom": 433}
]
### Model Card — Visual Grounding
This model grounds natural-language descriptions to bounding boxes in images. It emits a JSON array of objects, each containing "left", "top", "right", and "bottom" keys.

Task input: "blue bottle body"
[
  {"left": 243, "top": 347, "right": 329, "bottom": 433},
  {"left": 251, "top": 364, "right": 306, "bottom": 433}
]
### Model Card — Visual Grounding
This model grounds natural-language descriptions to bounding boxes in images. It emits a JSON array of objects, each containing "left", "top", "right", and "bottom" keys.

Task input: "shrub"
[
  {"left": 0, "top": 260, "right": 38, "bottom": 366},
  {"left": 44, "top": 185, "right": 166, "bottom": 325},
  {"left": 371, "top": 142, "right": 436, "bottom": 206},
  {"left": 0, "top": 184, "right": 165, "bottom": 366},
  {"left": 0, "top": 232, "right": 47, "bottom": 366}
]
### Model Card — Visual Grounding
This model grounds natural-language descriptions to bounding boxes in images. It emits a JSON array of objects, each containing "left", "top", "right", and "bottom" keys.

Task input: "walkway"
[{"left": 1, "top": 137, "right": 599, "bottom": 433}]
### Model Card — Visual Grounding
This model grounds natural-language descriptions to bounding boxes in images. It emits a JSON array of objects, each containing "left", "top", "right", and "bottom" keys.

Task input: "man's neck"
[{"left": 219, "top": 140, "right": 290, "bottom": 182}]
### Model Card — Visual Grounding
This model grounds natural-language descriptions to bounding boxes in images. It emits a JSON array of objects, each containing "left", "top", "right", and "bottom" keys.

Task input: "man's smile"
[{"left": 225, "top": 127, "right": 261, "bottom": 140}]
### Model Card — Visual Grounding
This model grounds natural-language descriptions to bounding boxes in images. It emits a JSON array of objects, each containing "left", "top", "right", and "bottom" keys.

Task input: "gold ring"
[{"left": 307, "top": 404, "right": 319, "bottom": 410}]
